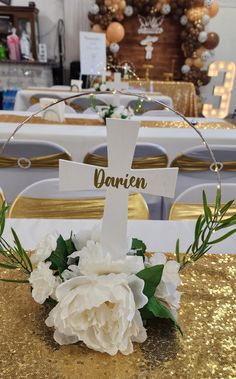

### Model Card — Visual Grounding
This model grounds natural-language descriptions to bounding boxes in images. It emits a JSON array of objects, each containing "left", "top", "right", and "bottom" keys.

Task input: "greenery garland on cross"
[{"left": 88, "top": 0, "right": 220, "bottom": 88}]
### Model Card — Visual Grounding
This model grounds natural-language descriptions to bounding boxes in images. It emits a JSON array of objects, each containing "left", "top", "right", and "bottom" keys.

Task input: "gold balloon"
[
  {"left": 208, "top": 1, "right": 219, "bottom": 17},
  {"left": 185, "top": 58, "right": 193, "bottom": 66},
  {"left": 196, "top": 46, "right": 206, "bottom": 57},
  {"left": 92, "top": 24, "right": 104, "bottom": 33},
  {"left": 193, "top": 58, "right": 204, "bottom": 68},
  {"left": 106, "top": 22, "right": 125, "bottom": 43},
  {"left": 187, "top": 7, "right": 207, "bottom": 22}
]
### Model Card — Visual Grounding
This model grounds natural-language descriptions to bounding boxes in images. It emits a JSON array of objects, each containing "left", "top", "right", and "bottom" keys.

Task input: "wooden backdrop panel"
[{"left": 119, "top": 16, "right": 184, "bottom": 80}]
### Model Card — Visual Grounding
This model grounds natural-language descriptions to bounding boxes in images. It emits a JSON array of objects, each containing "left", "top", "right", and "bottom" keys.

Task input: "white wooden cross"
[
  {"left": 59, "top": 119, "right": 178, "bottom": 260},
  {"left": 107, "top": 73, "right": 129, "bottom": 107}
]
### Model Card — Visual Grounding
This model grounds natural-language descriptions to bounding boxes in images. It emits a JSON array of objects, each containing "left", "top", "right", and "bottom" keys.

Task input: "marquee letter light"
[{"left": 203, "top": 61, "right": 236, "bottom": 119}]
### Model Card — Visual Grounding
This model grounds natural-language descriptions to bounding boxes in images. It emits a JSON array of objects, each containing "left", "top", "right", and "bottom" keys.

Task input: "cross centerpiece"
[
  {"left": 59, "top": 119, "right": 178, "bottom": 260},
  {"left": 106, "top": 72, "right": 129, "bottom": 107}
]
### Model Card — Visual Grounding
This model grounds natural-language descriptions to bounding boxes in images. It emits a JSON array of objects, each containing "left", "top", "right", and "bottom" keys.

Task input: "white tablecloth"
[
  {"left": 0, "top": 111, "right": 233, "bottom": 163},
  {"left": 14, "top": 89, "right": 173, "bottom": 111},
  {"left": 3, "top": 219, "right": 236, "bottom": 253}
]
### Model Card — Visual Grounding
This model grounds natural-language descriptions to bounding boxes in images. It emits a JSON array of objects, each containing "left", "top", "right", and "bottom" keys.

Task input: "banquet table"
[
  {"left": 0, "top": 219, "right": 235, "bottom": 379},
  {"left": 14, "top": 88, "right": 173, "bottom": 111},
  {"left": 0, "top": 111, "right": 235, "bottom": 164}
]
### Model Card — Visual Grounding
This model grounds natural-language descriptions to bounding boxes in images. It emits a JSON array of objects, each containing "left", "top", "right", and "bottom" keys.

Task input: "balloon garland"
[{"left": 88, "top": 0, "right": 220, "bottom": 88}]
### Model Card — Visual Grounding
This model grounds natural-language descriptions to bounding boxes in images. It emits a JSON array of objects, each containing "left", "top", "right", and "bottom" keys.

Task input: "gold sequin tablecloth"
[
  {"left": 129, "top": 80, "right": 199, "bottom": 117},
  {"left": 0, "top": 254, "right": 235, "bottom": 379},
  {"left": 0, "top": 114, "right": 235, "bottom": 130}
]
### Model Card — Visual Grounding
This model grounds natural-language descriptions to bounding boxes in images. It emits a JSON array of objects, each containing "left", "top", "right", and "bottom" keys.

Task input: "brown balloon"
[{"left": 203, "top": 32, "right": 220, "bottom": 49}]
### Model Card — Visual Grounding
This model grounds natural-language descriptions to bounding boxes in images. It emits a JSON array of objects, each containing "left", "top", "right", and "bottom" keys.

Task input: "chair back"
[
  {"left": 9, "top": 178, "right": 149, "bottom": 219},
  {"left": 0, "top": 140, "right": 71, "bottom": 204},
  {"left": 163, "top": 145, "right": 236, "bottom": 219},
  {"left": 30, "top": 93, "right": 61, "bottom": 105},
  {"left": 84, "top": 143, "right": 168, "bottom": 220},
  {"left": 69, "top": 97, "right": 107, "bottom": 113},
  {"left": 169, "top": 183, "right": 236, "bottom": 220},
  {"left": 27, "top": 103, "right": 76, "bottom": 114},
  {"left": 0, "top": 187, "right": 5, "bottom": 207},
  {"left": 127, "top": 99, "right": 165, "bottom": 115}
]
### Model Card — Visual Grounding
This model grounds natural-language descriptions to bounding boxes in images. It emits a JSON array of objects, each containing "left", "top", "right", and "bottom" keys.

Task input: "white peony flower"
[
  {"left": 45, "top": 273, "right": 147, "bottom": 355},
  {"left": 72, "top": 224, "right": 100, "bottom": 252},
  {"left": 100, "top": 83, "right": 107, "bottom": 92},
  {"left": 145, "top": 252, "right": 167, "bottom": 268},
  {"left": 31, "top": 232, "right": 58, "bottom": 265},
  {"left": 155, "top": 260, "right": 181, "bottom": 317},
  {"left": 29, "top": 262, "right": 57, "bottom": 304},
  {"left": 75, "top": 240, "right": 144, "bottom": 276}
]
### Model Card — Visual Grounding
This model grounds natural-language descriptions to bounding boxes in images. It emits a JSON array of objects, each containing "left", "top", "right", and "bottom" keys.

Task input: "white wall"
[
  {"left": 201, "top": 0, "right": 236, "bottom": 114},
  {"left": 9, "top": 0, "right": 64, "bottom": 60}
]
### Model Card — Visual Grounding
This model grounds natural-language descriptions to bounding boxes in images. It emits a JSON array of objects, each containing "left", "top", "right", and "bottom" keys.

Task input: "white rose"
[
  {"left": 145, "top": 252, "right": 167, "bottom": 268},
  {"left": 31, "top": 232, "right": 58, "bottom": 265},
  {"left": 155, "top": 260, "right": 181, "bottom": 316},
  {"left": 100, "top": 83, "right": 107, "bottom": 92},
  {"left": 45, "top": 274, "right": 147, "bottom": 355},
  {"left": 74, "top": 240, "right": 144, "bottom": 276},
  {"left": 29, "top": 262, "right": 57, "bottom": 304}
]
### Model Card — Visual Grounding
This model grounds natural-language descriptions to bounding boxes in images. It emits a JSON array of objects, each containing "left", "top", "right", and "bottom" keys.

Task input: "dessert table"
[
  {"left": 0, "top": 112, "right": 235, "bottom": 164},
  {"left": 0, "top": 219, "right": 235, "bottom": 379}
]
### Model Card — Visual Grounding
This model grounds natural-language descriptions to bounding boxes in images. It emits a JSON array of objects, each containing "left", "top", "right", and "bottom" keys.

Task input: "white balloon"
[
  {"left": 124, "top": 5, "right": 134, "bottom": 17},
  {"left": 110, "top": 43, "right": 120, "bottom": 54},
  {"left": 89, "top": 4, "right": 100, "bottom": 15},
  {"left": 181, "top": 65, "right": 191, "bottom": 74},
  {"left": 161, "top": 4, "right": 171, "bottom": 15},
  {"left": 180, "top": 15, "right": 188, "bottom": 26},
  {"left": 204, "top": 0, "right": 214, "bottom": 7},
  {"left": 198, "top": 31, "right": 208, "bottom": 43},
  {"left": 201, "top": 50, "right": 211, "bottom": 61},
  {"left": 202, "top": 14, "right": 210, "bottom": 25}
]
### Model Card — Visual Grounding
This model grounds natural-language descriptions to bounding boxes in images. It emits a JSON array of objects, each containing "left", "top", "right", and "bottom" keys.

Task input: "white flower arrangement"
[
  {"left": 1, "top": 189, "right": 236, "bottom": 356},
  {"left": 97, "top": 104, "right": 134, "bottom": 121},
  {"left": 93, "top": 82, "right": 112, "bottom": 92}
]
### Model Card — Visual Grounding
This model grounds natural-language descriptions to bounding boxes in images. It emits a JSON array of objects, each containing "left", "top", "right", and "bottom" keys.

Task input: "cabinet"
[{"left": 0, "top": 4, "right": 39, "bottom": 60}]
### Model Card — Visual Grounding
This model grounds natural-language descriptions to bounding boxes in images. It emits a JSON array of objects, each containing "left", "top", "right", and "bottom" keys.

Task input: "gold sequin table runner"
[
  {"left": 0, "top": 114, "right": 235, "bottom": 129},
  {"left": 0, "top": 254, "right": 235, "bottom": 379}
]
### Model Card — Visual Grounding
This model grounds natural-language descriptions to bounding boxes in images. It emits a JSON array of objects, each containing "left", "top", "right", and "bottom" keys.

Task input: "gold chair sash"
[
  {"left": 0, "top": 191, "right": 5, "bottom": 207},
  {"left": 9, "top": 193, "right": 149, "bottom": 220},
  {"left": 84, "top": 153, "right": 168, "bottom": 169},
  {"left": 169, "top": 202, "right": 236, "bottom": 220},
  {"left": 171, "top": 155, "right": 236, "bottom": 171},
  {"left": 0, "top": 152, "right": 71, "bottom": 169}
]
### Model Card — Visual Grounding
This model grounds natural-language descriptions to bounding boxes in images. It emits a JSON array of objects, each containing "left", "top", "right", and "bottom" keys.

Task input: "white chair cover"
[
  {"left": 0, "top": 140, "right": 71, "bottom": 204},
  {"left": 163, "top": 144, "right": 236, "bottom": 219},
  {"left": 142, "top": 110, "right": 173, "bottom": 117},
  {"left": 27, "top": 103, "right": 76, "bottom": 114}
]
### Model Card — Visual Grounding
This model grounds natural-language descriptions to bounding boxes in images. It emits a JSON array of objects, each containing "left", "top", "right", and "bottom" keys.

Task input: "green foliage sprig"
[
  {"left": 0, "top": 202, "right": 32, "bottom": 283},
  {"left": 176, "top": 189, "right": 236, "bottom": 271}
]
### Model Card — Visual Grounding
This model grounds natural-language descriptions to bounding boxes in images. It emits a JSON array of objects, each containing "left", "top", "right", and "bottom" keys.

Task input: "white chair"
[
  {"left": 9, "top": 178, "right": 149, "bottom": 220},
  {"left": 69, "top": 97, "right": 107, "bottom": 113},
  {"left": 83, "top": 143, "right": 169, "bottom": 219},
  {"left": 169, "top": 183, "right": 236, "bottom": 220},
  {"left": 0, "top": 140, "right": 71, "bottom": 204},
  {"left": 0, "top": 187, "right": 5, "bottom": 207},
  {"left": 27, "top": 103, "right": 76, "bottom": 114},
  {"left": 163, "top": 144, "right": 236, "bottom": 219}
]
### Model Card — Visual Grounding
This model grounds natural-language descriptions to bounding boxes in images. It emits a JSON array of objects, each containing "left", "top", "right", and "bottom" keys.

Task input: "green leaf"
[
  {"left": 0, "top": 202, "right": 8, "bottom": 237},
  {"left": 65, "top": 237, "right": 76, "bottom": 256},
  {"left": 0, "top": 278, "right": 29, "bottom": 283},
  {"left": 141, "top": 296, "right": 182, "bottom": 335},
  {"left": 11, "top": 228, "right": 33, "bottom": 272},
  {"left": 175, "top": 239, "right": 180, "bottom": 263},
  {"left": 220, "top": 200, "right": 234, "bottom": 215},
  {"left": 48, "top": 235, "right": 69, "bottom": 273},
  {"left": 132, "top": 238, "right": 147, "bottom": 260},
  {"left": 0, "top": 262, "right": 18, "bottom": 270},
  {"left": 208, "top": 229, "right": 236, "bottom": 244},
  {"left": 216, "top": 187, "right": 221, "bottom": 209},
  {"left": 136, "top": 265, "right": 164, "bottom": 298}
]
